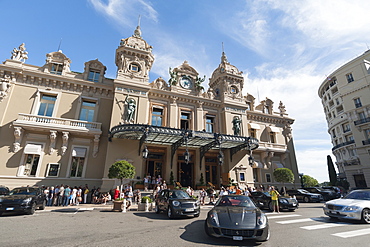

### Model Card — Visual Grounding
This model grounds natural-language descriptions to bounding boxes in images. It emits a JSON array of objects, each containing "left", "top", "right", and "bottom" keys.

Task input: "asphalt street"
[{"left": 0, "top": 203, "right": 369, "bottom": 247}]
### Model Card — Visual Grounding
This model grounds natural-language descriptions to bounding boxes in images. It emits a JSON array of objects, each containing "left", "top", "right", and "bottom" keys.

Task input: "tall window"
[
  {"left": 346, "top": 73, "right": 354, "bottom": 83},
  {"left": 88, "top": 70, "right": 100, "bottom": 82},
  {"left": 79, "top": 100, "right": 96, "bottom": 122},
  {"left": 359, "top": 112, "right": 366, "bottom": 120},
  {"left": 38, "top": 95, "right": 56, "bottom": 117},
  {"left": 151, "top": 107, "right": 164, "bottom": 126},
  {"left": 180, "top": 111, "right": 191, "bottom": 130},
  {"left": 250, "top": 128, "right": 256, "bottom": 138},
  {"left": 342, "top": 123, "right": 351, "bottom": 133},
  {"left": 269, "top": 132, "right": 275, "bottom": 143},
  {"left": 354, "top": 98, "right": 362, "bottom": 108},
  {"left": 50, "top": 63, "right": 63, "bottom": 75},
  {"left": 205, "top": 116, "right": 215, "bottom": 133},
  {"left": 365, "top": 129, "right": 370, "bottom": 139},
  {"left": 265, "top": 173, "right": 271, "bottom": 183},
  {"left": 24, "top": 154, "right": 40, "bottom": 176},
  {"left": 70, "top": 148, "right": 86, "bottom": 178}
]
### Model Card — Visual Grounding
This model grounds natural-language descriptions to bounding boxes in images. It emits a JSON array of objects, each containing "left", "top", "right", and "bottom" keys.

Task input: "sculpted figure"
[
  {"left": 11, "top": 43, "right": 28, "bottom": 62},
  {"left": 125, "top": 95, "right": 136, "bottom": 122},
  {"left": 168, "top": 67, "right": 178, "bottom": 85},
  {"left": 232, "top": 117, "right": 242, "bottom": 136}
]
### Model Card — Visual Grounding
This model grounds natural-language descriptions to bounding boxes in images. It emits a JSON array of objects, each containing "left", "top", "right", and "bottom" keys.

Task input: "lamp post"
[
  {"left": 299, "top": 173, "right": 304, "bottom": 188},
  {"left": 142, "top": 145, "right": 149, "bottom": 159},
  {"left": 217, "top": 135, "right": 223, "bottom": 166}
]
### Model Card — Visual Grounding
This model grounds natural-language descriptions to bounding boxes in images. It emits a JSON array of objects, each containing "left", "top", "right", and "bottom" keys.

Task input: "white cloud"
[{"left": 88, "top": 0, "right": 158, "bottom": 28}]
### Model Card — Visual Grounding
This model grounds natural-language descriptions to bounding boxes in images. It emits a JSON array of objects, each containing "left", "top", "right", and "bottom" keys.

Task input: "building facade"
[
  {"left": 319, "top": 50, "right": 370, "bottom": 188},
  {"left": 0, "top": 27, "right": 300, "bottom": 190}
]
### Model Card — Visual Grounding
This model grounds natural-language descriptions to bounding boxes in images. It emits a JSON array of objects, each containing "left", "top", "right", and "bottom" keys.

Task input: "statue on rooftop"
[{"left": 11, "top": 43, "right": 28, "bottom": 62}]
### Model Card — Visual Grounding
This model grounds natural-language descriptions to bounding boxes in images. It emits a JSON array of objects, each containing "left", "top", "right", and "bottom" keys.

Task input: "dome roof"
[{"left": 211, "top": 52, "right": 242, "bottom": 79}]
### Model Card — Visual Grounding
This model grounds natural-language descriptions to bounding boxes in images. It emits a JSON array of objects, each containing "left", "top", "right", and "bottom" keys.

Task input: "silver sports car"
[
  {"left": 323, "top": 189, "right": 370, "bottom": 223},
  {"left": 204, "top": 195, "right": 270, "bottom": 242}
]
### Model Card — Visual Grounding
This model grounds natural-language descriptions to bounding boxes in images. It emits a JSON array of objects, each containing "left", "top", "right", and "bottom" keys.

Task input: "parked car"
[
  {"left": 322, "top": 186, "right": 343, "bottom": 197},
  {"left": 204, "top": 195, "right": 269, "bottom": 242},
  {"left": 302, "top": 187, "right": 340, "bottom": 201},
  {"left": 323, "top": 189, "right": 370, "bottom": 223},
  {"left": 250, "top": 191, "right": 299, "bottom": 211},
  {"left": 0, "top": 186, "right": 46, "bottom": 215},
  {"left": 154, "top": 189, "right": 200, "bottom": 218},
  {"left": 286, "top": 189, "right": 323, "bottom": 202},
  {"left": 0, "top": 185, "right": 9, "bottom": 196}
]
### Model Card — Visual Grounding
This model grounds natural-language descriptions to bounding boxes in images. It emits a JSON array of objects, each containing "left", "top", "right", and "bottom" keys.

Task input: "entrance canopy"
[{"left": 109, "top": 124, "right": 259, "bottom": 168}]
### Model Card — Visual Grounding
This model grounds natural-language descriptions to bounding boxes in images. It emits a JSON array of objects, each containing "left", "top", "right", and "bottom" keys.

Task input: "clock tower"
[
  {"left": 169, "top": 61, "right": 205, "bottom": 95},
  {"left": 209, "top": 51, "right": 244, "bottom": 103}
]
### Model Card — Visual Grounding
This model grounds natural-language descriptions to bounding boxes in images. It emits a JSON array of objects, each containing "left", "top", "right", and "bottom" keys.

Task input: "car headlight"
[
  {"left": 209, "top": 212, "right": 220, "bottom": 226},
  {"left": 172, "top": 200, "right": 180, "bottom": 207},
  {"left": 343, "top": 206, "right": 360, "bottom": 211},
  {"left": 23, "top": 198, "right": 32, "bottom": 203},
  {"left": 280, "top": 199, "right": 288, "bottom": 204},
  {"left": 257, "top": 214, "right": 267, "bottom": 226}
]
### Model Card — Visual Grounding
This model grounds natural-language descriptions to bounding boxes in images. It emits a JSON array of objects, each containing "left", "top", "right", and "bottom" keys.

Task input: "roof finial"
[
  {"left": 133, "top": 15, "right": 142, "bottom": 38},
  {"left": 221, "top": 42, "right": 228, "bottom": 63}
]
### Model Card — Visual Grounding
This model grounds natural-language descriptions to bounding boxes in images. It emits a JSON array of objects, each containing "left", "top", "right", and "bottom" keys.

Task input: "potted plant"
[
  {"left": 108, "top": 160, "right": 135, "bottom": 211},
  {"left": 138, "top": 196, "right": 153, "bottom": 211},
  {"left": 135, "top": 181, "right": 144, "bottom": 190},
  {"left": 196, "top": 173, "right": 207, "bottom": 190},
  {"left": 168, "top": 171, "right": 175, "bottom": 189}
]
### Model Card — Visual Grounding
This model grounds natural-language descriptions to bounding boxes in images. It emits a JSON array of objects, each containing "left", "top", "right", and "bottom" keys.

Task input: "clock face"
[{"left": 180, "top": 77, "right": 191, "bottom": 89}]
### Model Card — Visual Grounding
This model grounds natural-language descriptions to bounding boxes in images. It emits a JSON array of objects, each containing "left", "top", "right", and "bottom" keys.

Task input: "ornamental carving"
[
  {"left": 0, "top": 75, "right": 11, "bottom": 102},
  {"left": 11, "top": 43, "right": 28, "bottom": 62}
]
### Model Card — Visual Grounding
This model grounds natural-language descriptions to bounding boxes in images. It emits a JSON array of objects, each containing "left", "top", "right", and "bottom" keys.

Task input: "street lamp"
[
  {"left": 142, "top": 145, "right": 149, "bottom": 159},
  {"left": 299, "top": 173, "right": 304, "bottom": 188},
  {"left": 218, "top": 150, "right": 224, "bottom": 166}
]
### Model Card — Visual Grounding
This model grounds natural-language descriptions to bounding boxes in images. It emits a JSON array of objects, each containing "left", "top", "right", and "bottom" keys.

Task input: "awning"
[
  {"left": 24, "top": 144, "right": 42, "bottom": 155},
  {"left": 267, "top": 126, "right": 280, "bottom": 133},
  {"left": 72, "top": 147, "right": 87, "bottom": 157},
  {"left": 248, "top": 123, "right": 261, "bottom": 130},
  {"left": 252, "top": 160, "right": 264, "bottom": 169},
  {"left": 273, "top": 162, "right": 284, "bottom": 169}
]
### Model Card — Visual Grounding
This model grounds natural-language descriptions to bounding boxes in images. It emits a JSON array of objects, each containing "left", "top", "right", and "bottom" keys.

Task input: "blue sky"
[{"left": 2, "top": 0, "right": 370, "bottom": 182}]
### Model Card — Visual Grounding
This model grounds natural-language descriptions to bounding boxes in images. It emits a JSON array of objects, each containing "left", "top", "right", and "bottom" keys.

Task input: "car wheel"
[
  {"left": 361, "top": 208, "right": 370, "bottom": 224},
  {"left": 167, "top": 207, "right": 174, "bottom": 219},
  {"left": 39, "top": 200, "right": 46, "bottom": 210},
  {"left": 268, "top": 201, "right": 273, "bottom": 211},
  {"left": 155, "top": 204, "right": 160, "bottom": 214},
  {"left": 204, "top": 221, "right": 212, "bottom": 237},
  {"left": 303, "top": 197, "right": 310, "bottom": 203},
  {"left": 27, "top": 202, "right": 37, "bottom": 215}
]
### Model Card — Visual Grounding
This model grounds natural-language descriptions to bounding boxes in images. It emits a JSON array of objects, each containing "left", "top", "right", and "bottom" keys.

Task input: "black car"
[
  {"left": 204, "top": 195, "right": 270, "bottom": 242},
  {"left": 303, "top": 187, "right": 340, "bottom": 201},
  {"left": 250, "top": 191, "right": 299, "bottom": 211},
  {"left": 286, "top": 189, "right": 323, "bottom": 202},
  {"left": 0, "top": 185, "right": 9, "bottom": 196},
  {"left": 0, "top": 186, "right": 46, "bottom": 215},
  {"left": 155, "top": 189, "right": 200, "bottom": 218}
]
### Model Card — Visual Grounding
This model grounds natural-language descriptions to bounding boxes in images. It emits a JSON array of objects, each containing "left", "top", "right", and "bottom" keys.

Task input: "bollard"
[
  {"left": 122, "top": 199, "right": 126, "bottom": 213},
  {"left": 145, "top": 198, "right": 149, "bottom": 212}
]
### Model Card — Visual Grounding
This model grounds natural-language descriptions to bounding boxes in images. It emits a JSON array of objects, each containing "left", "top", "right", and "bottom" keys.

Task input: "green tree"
[
  {"left": 302, "top": 175, "right": 318, "bottom": 187},
  {"left": 108, "top": 160, "right": 135, "bottom": 199},
  {"left": 273, "top": 168, "right": 294, "bottom": 195},
  {"left": 327, "top": 155, "right": 337, "bottom": 186}
]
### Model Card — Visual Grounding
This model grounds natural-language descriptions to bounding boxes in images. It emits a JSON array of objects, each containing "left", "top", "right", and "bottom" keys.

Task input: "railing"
[
  {"left": 16, "top": 113, "right": 102, "bottom": 131},
  {"left": 354, "top": 117, "right": 370, "bottom": 126},
  {"left": 332, "top": 140, "right": 355, "bottom": 151}
]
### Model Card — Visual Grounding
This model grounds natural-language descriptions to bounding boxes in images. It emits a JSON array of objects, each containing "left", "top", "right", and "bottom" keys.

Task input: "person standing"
[
  {"left": 269, "top": 186, "right": 280, "bottom": 213},
  {"left": 199, "top": 188, "right": 207, "bottom": 205},
  {"left": 63, "top": 185, "right": 71, "bottom": 206},
  {"left": 83, "top": 185, "right": 89, "bottom": 204}
]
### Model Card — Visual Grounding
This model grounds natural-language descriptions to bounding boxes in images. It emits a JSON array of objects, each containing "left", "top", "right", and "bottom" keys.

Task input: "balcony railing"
[
  {"left": 14, "top": 113, "right": 102, "bottom": 134},
  {"left": 354, "top": 117, "right": 370, "bottom": 126},
  {"left": 332, "top": 140, "right": 355, "bottom": 151}
]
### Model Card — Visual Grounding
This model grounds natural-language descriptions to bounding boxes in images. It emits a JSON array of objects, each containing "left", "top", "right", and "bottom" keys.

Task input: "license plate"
[
  {"left": 6, "top": 207, "right": 14, "bottom": 211},
  {"left": 233, "top": 236, "right": 243, "bottom": 241},
  {"left": 185, "top": 208, "right": 194, "bottom": 212}
]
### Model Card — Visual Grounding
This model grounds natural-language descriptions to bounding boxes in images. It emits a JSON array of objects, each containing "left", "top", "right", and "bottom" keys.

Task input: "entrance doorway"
[
  {"left": 205, "top": 157, "right": 218, "bottom": 186},
  {"left": 178, "top": 151, "right": 194, "bottom": 187},
  {"left": 145, "top": 149, "right": 165, "bottom": 180}
]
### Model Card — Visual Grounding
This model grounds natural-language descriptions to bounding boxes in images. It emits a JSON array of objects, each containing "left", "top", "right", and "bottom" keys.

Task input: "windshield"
[
  {"left": 9, "top": 187, "right": 37, "bottom": 196},
  {"left": 216, "top": 195, "right": 255, "bottom": 208},
  {"left": 169, "top": 190, "right": 191, "bottom": 199},
  {"left": 345, "top": 191, "right": 370, "bottom": 200}
]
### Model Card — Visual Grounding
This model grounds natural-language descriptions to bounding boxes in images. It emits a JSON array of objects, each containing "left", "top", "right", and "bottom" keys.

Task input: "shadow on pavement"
[
  {"left": 180, "top": 220, "right": 262, "bottom": 247},
  {"left": 133, "top": 211, "right": 195, "bottom": 220}
]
